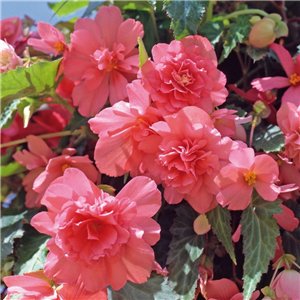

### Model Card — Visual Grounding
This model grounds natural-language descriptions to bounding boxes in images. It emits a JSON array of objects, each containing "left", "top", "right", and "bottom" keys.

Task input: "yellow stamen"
[
  {"left": 53, "top": 41, "right": 65, "bottom": 53},
  {"left": 289, "top": 73, "right": 300, "bottom": 86},
  {"left": 277, "top": 159, "right": 282, "bottom": 166},
  {"left": 245, "top": 171, "right": 257, "bottom": 185},
  {"left": 61, "top": 163, "right": 71, "bottom": 172}
]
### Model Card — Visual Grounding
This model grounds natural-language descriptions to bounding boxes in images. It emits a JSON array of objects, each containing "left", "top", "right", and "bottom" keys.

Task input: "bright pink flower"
[
  {"left": 3, "top": 270, "right": 107, "bottom": 300},
  {"left": 31, "top": 168, "right": 161, "bottom": 292},
  {"left": 274, "top": 203, "right": 299, "bottom": 231},
  {"left": 0, "top": 39, "right": 23, "bottom": 73},
  {"left": 63, "top": 5, "right": 144, "bottom": 117},
  {"left": 33, "top": 149, "right": 99, "bottom": 205},
  {"left": 251, "top": 43, "right": 300, "bottom": 105},
  {"left": 277, "top": 102, "right": 300, "bottom": 169},
  {"left": 150, "top": 106, "right": 239, "bottom": 214},
  {"left": 139, "top": 35, "right": 227, "bottom": 115},
  {"left": 204, "top": 278, "right": 260, "bottom": 300},
  {"left": 271, "top": 269, "right": 300, "bottom": 300},
  {"left": 13, "top": 135, "right": 57, "bottom": 208},
  {"left": 27, "top": 22, "right": 68, "bottom": 56},
  {"left": 1, "top": 17, "right": 22, "bottom": 47},
  {"left": 89, "top": 80, "right": 163, "bottom": 177},
  {"left": 215, "top": 148, "right": 280, "bottom": 210}
]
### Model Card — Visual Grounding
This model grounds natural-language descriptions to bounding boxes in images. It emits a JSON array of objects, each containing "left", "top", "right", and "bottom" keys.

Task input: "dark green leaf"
[
  {"left": 282, "top": 228, "right": 300, "bottom": 266},
  {"left": 70, "top": 109, "right": 90, "bottom": 132},
  {"left": 48, "top": 0, "right": 88, "bottom": 17},
  {"left": 1, "top": 59, "right": 62, "bottom": 107},
  {"left": 167, "top": 202, "right": 206, "bottom": 299},
  {"left": 108, "top": 273, "right": 179, "bottom": 300},
  {"left": 198, "top": 20, "right": 224, "bottom": 46},
  {"left": 253, "top": 124, "right": 284, "bottom": 153},
  {"left": 1, "top": 211, "right": 27, "bottom": 264},
  {"left": 246, "top": 46, "right": 269, "bottom": 62},
  {"left": 241, "top": 196, "right": 281, "bottom": 300},
  {"left": 207, "top": 205, "right": 236, "bottom": 264},
  {"left": 163, "top": 1, "right": 208, "bottom": 40},
  {"left": 1, "top": 98, "right": 21, "bottom": 129},
  {"left": 14, "top": 225, "right": 50, "bottom": 275},
  {"left": 1, "top": 162, "right": 27, "bottom": 177},
  {"left": 81, "top": 1, "right": 105, "bottom": 17},
  {"left": 220, "top": 15, "right": 252, "bottom": 63}
]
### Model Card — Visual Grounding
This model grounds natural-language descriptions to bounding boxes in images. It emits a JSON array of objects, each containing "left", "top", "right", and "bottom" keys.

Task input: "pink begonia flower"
[
  {"left": 89, "top": 80, "right": 163, "bottom": 177},
  {"left": 204, "top": 278, "right": 260, "bottom": 300},
  {"left": 13, "top": 135, "right": 56, "bottom": 208},
  {"left": 27, "top": 21, "right": 68, "bottom": 56},
  {"left": 251, "top": 43, "right": 300, "bottom": 105},
  {"left": 274, "top": 203, "right": 299, "bottom": 231},
  {"left": 149, "top": 106, "right": 241, "bottom": 214},
  {"left": 1, "top": 17, "right": 23, "bottom": 47},
  {"left": 33, "top": 149, "right": 99, "bottom": 206},
  {"left": 139, "top": 35, "right": 227, "bottom": 116},
  {"left": 63, "top": 5, "right": 144, "bottom": 117},
  {"left": 31, "top": 168, "right": 161, "bottom": 292},
  {"left": 215, "top": 147, "right": 280, "bottom": 210},
  {"left": 3, "top": 270, "right": 107, "bottom": 300},
  {"left": 277, "top": 102, "right": 300, "bottom": 169},
  {"left": 0, "top": 39, "right": 23, "bottom": 73},
  {"left": 271, "top": 269, "right": 300, "bottom": 300}
]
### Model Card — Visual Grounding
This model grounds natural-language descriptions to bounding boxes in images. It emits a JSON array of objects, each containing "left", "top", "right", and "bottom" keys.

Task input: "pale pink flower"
[
  {"left": 251, "top": 43, "right": 300, "bottom": 105},
  {"left": 64, "top": 5, "right": 144, "bottom": 117},
  {"left": 150, "top": 106, "right": 239, "bottom": 214},
  {"left": 0, "top": 39, "right": 23, "bottom": 73},
  {"left": 33, "top": 149, "right": 99, "bottom": 204},
  {"left": 204, "top": 278, "right": 260, "bottom": 300},
  {"left": 271, "top": 269, "right": 300, "bottom": 300},
  {"left": 215, "top": 147, "right": 280, "bottom": 210},
  {"left": 1, "top": 17, "right": 22, "bottom": 47},
  {"left": 13, "top": 135, "right": 56, "bottom": 208},
  {"left": 277, "top": 102, "right": 300, "bottom": 169},
  {"left": 31, "top": 168, "right": 161, "bottom": 292},
  {"left": 139, "top": 35, "right": 227, "bottom": 115},
  {"left": 27, "top": 21, "right": 68, "bottom": 56},
  {"left": 89, "top": 80, "right": 163, "bottom": 177},
  {"left": 3, "top": 270, "right": 107, "bottom": 300}
]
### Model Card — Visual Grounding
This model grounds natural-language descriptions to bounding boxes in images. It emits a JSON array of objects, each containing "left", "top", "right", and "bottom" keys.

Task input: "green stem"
[
  {"left": 149, "top": 7, "right": 160, "bottom": 43},
  {"left": 249, "top": 115, "right": 258, "bottom": 148},
  {"left": 206, "top": 1, "right": 213, "bottom": 22},
  {"left": 49, "top": 92, "right": 75, "bottom": 114},
  {"left": 270, "top": 256, "right": 283, "bottom": 286},
  {"left": 1, "top": 129, "right": 83, "bottom": 149},
  {"left": 217, "top": 9, "right": 268, "bottom": 21}
]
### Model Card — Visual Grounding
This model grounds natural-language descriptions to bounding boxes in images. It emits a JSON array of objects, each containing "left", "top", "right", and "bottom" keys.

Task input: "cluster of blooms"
[{"left": 1, "top": 3, "right": 300, "bottom": 300}]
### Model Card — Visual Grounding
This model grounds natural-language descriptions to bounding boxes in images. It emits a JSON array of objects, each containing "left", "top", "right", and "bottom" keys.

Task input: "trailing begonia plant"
[{"left": 1, "top": 1, "right": 300, "bottom": 300}]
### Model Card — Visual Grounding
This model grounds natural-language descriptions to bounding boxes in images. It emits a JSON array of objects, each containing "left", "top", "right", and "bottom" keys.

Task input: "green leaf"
[
  {"left": 0, "top": 98, "right": 21, "bottom": 129},
  {"left": 48, "top": 0, "right": 89, "bottom": 17},
  {"left": 1, "top": 162, "right": 27, "bottom": 177},
  {"left": 198, "top": 20, "right": 224, "bottom": 46},
  {"left": 207, "top": 205, "right": 236, "bottom": 264},
  {"left": 1, "top": 59, "right": 62, "bottom": 107},
  {"left": 138, "top": 37, "right": 149, "bottom": 68},
  {"left": 81, "top": 1, "right": 104, "bottom": 17},
  {"left": 253, "top": 124, "right": 284, "bottom": 153},
  {"left": 166, "top": 202, "right": 206, "bottom": 299},
  {"left": 282, "top": 228, "right": 300, "bottom": 266},
  {"left": 70, "top": 109, "right": 90, "bottom": 132},
  {"left": 246, "top": 46, "right": 269, "bottom": 62},
  {"left": 220, "top": 15, "right": 252, "bottom": 63},
  {"left": 108, "top": 273, "right": 179, "bottom": 300},
  {"left": 241, "top": 196, "right": 281, "bottom": 300},
  {"left": 163, "top": 0, "right": 208, "bottom": 40},
  {"left": 1, "top": 211, "right": 27, "bottom": 264},
  {"left": 113, "top": 1, "right": 153, "bottom": 12},
  {"left": 14, "top": 225, "right": 50, "bottom": 275}
]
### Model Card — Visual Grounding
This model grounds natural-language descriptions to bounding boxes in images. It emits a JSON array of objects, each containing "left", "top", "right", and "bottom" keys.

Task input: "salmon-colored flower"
[
  {"left": 277, "top": 102, "right": 300, "bottom": 169},
  {"left": 64, "top": 5, "right": 144, "bottom": 117},
  {"left": 251, "top": 43, "right": 300, "bottom": 105},
  {"left": 215, "top": 147, "right": 280, "bottom": 210},
  {"left": 139, "top": 35, "right": 227, "bottom": 115},
  {"left": 31, "top": 168, "right": 161, "bottom": 292},
  {"left": 27, "top": 21, "right": 68, "bottom": 56},
  {"left": 3, "top": 270, "right": 107, "bottom": 300},
  {"left": 1, "top": 17, "right": 22, "bottom": 47},
  {"left": 0, "top": 39, "right": 23, "bottom": 73}
]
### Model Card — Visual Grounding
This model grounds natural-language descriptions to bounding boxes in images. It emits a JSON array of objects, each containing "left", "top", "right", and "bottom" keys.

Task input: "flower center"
[
  {"left": 289, "top": 73, "right": 300, "bottom": 86},
  {"left": 53, "top": 41, "right": 65, "bottom": 53},
  {"left": 245, "top": 171, "right": 257, "bottom": 185},
  {"left": 61, "top": 163, "right": 71, "bottom": 172}
]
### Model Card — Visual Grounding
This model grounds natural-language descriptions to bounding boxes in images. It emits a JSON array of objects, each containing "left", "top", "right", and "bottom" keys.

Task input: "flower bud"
[{"left": 249, "top": 18, "right": 276, "bottom": 48}]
